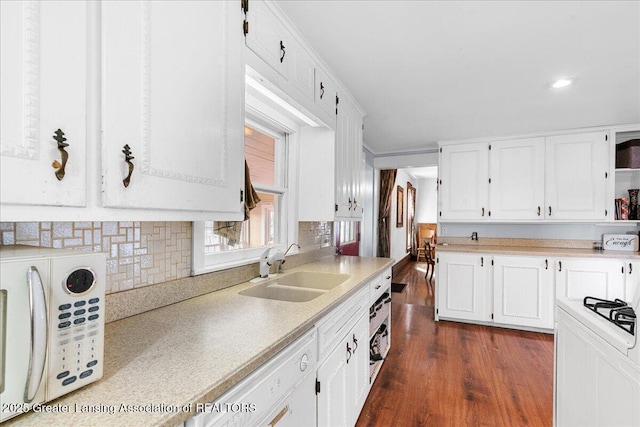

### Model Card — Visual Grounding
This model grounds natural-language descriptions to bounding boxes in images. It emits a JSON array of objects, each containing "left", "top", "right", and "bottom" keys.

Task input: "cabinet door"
[
  {"left": 556, "top": 258, "right": 627, "bottom": 301},
  {"left": 489, "top": 138, "right": 545, "bottom": 220},
  {"left": 351, "top": 109, "right": 364, "bottom": 219},
  {"left": 545, "top": 131, "right": 609, "bottom": 220},
  {"left": 315, "top": 68, "right": 338, "bottom": 120},
  {"left": 317, "top": 336, "right": 350, "bottom": 427},
  {"left": 437, "top": 252, "right": 491, "bottom": 321},
  {"left": 493, "top": 256, "right": 554, "bottom": 329},
  {"left": 101, "top": 1, "right": 244, "bottom": 215},
  {"left": 350, "top": 312, "right": 370, "bottom": 424},
  {"left": 245, "top": 0, "right": 289, "bottom": 79},
  {"left": 439, "top": 143, "right": 489, "bottom": 220},
  {"left": 1, "top": 1, "right": 87, "bottom": 208},
  {"left": 289, "top": 40, "right": 315, "bottom": 102},
  {"left": 335, "top": 96, "right": 353, "bottom": 219}
]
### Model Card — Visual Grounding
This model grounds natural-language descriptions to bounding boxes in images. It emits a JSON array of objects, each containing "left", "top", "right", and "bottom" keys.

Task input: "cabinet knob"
[
  {"left": 52, "top": 129, "right": 69, "bottom": 181},
  {"left": 122, "top": 145, "right": 135, "bottom": 188}
]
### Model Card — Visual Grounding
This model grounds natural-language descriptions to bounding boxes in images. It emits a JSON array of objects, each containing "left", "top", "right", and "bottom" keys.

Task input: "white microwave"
[{"left": 0, "top": 245, "right": 106, "bottom": 422}]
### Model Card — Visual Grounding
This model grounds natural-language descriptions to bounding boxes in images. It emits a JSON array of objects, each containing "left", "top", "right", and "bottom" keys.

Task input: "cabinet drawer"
[
  {"left": 369, "top": 275, "right": 385, "bottom": 304},
  {"left": 316, "top": 286, "right": 368, "bottom": 361}
]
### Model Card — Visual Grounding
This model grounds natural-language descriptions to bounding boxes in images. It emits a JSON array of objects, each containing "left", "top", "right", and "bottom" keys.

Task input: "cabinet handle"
[
  {"left": 279, "top": 40, "right": 286, "bottom": 63},
  {"left": 268, "top": 405, "right": 290, "bottom": 427},
  {"left": 545, "top": 259, "right": 548, "bottom": 270},
  {"left": 352, "top": 334, "right": 358, "bottom": 352},
  {"left": 374, "top": 284, "right": 381, "bottom": 290},
  {"left": 353, "top": 199, "right": 357, "bottom": 209},
  {"left": 25, "top": 266, "right": 48, "bottom": 403},
  {"left": 480, "top": 257, "right": 484, "bottom": 267},
  {"left": 386, "top": 275, "right": 391, "bottom": 280},
  {"left": 348, "top": 197, "right": 352, "bottom": 210},
  {"left": 346, "top": 342, "right": 352, "bottom": 364},
  {"left": 52, "top": 129, "right": 69, "bottom": 181},
  {"left": 122, "top": 144, "right": 135, "bottom": 188},
  {"left": 622, "top": 266, "right": 624, "bottom": 274},
  {"left": 558, "top": 261, "right": 562, "bottom": 272},
  {"left": 630, "top": 263, "right": 633, "bottom": 274},
  {"left": 481, "top": 207, "right": 485, "bottom": 217},
  {"left": 320, "top": 82, "right": 325, "bottom": 99},
  {"left": 548, "top": 206, "right": 552, "bottom": 216},
  {"left": 537, "top": 206, "right": 541, "bottom": 216}
]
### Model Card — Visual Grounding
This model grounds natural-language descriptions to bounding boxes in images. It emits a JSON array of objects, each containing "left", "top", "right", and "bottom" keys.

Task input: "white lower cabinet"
[
  {"left": 493, "top": 255, "right": 554, "bottom": 329},
  {"left": 316, "top": 311, "right": 369, "bottom": 427},
  {"left": 436, "top": 252, "right": 492, "bottom": 322},
  {"left": 555, "top": 258, "right": 631, "bottom": 302},
  {"left": 555, "top": 308, "right": 640, "bottom": 426},
  {"left": 185, "top": 328, "right": 317, "bottom": 427}
]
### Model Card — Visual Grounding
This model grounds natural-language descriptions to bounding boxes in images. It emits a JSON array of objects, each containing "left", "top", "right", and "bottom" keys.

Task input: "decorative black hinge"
[
  {"left": 491, "top": 260, "right": 494, "bottom": 266},
  {"left": 243, "top": 20, "right": 249, "bottom": 36},
  {"left": 241, "top": 0, "right": 249, "bottom": 35},
  {"left": 240, "top": 190, "right": 244, "bottom": 202},
  {"left": 335, "top": 95, "right": 339, "bottom": 115},
  {"left": 241, "top": 0, "right": 249, "bottom": 13},
  {"left": 436, "top": 308, "right": 439, "bottom": 314},
  {"left": 315, "top": 380, "right": 321, "bottom": 394},
  {"left": 491, "top": 313, "right": 494, "bottom": 320},
  {"left": 605, "top": 172, "right": 608, "bottom": 179},
  {"left": 488, "top": 178, "right": 491, "bottom": 184},
  {"left": 439, "top": 147, "right": 442, "bottom": 153},
  {"left": 605, "top": 134, "right": 608, "bottom": 141},
  {"left": 335, "top": 204, "right": 338, "bottom": 212},
  {"left": 489, "top": 144, "right": 492, "bottom": 150}
]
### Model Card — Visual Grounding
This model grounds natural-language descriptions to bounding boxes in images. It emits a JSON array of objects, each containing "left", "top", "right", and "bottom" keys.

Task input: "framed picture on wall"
[{"left": 396, "top": 185, "right": 404, "bottom": 227}]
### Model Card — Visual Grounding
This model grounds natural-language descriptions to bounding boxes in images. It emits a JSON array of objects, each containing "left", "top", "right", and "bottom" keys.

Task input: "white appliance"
[
  {"left": 185, "top": 328, "right": 316, "bottom": 427},
  {"left": 0, "top": 245, "right": 106, "bottom": 422},
  {"left": 555, "top": 281, "right": 640, "bottom": 426}
]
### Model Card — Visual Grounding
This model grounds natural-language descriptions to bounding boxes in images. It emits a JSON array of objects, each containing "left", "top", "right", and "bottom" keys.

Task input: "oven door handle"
[{"left": 25, "top": 266, "right": 48, "bottom": 403}]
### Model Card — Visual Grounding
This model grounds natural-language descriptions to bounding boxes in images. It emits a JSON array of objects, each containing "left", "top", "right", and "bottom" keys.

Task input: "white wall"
[
  {"left": 390, "top": 169, "right": 413, "bottom": 264},
  {"left": 415, "top": 177, "right": 438, "bottom": 224}
]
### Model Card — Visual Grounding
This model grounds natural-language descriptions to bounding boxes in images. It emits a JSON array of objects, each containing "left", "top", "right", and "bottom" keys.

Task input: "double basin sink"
[{"left": 239, "top": 271, "right": 351, "bottom": 302}]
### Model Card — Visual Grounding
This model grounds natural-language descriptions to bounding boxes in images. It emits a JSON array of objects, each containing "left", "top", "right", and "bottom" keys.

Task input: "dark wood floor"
[{"left": 356, "top": 260, "right": 555, "bottom": 427}]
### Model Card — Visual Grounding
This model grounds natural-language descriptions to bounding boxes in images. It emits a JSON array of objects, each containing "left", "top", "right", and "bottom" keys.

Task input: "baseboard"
[{"left": 391, "top": 253, "right": 412, "bottom": 279}]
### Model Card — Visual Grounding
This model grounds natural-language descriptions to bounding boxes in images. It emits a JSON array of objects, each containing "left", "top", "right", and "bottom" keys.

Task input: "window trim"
[{"left": 192, "top": 113, "right": 299, "bottom": 276}]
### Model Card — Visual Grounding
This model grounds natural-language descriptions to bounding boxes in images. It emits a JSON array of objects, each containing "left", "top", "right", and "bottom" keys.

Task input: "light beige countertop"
[
  {"left": 437, "top": 242, "right": 640, "bottom": 260},
  {"left": 5, "top": 255, "right": 393, "bottom": 427}
]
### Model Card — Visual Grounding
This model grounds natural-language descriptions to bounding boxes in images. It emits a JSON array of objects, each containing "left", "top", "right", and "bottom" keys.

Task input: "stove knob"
[{"left": 300, "top": 353, "right": 309, "bottom": 372}]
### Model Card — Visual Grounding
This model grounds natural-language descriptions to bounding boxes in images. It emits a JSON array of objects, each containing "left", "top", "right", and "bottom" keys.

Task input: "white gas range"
[{"left": 555, "top": 284, "right": 639, "bottom": 426}]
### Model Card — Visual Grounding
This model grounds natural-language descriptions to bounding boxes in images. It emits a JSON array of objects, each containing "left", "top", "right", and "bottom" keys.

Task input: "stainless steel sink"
[{"left": 238, "top": 271, "right": 351, "bottom": 302}]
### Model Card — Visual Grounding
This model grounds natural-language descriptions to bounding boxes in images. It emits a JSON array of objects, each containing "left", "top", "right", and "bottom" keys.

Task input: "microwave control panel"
[{"left": 47, "top": 256, "right": 106, "bottom": 401}]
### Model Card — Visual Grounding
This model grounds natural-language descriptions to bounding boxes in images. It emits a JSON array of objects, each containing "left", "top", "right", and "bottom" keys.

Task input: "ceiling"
[{"left": 276, "top": 1, "right": 640, "bottom": 155}]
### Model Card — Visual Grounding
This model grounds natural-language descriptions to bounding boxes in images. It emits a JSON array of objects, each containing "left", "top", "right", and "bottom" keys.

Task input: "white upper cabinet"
[
  {"left": 1, "top": 1, "right": 87, "bottom": 208},
  {"left": 489, "top": 138, "right": 545, "bottom": 220},
  {"left": 439, "top": 129, "right": 611, "bottom": 222},
  {"left": 288, "top": 39, "right": 316, "bottom": 102},
  {"left": 101, "top": 1, "right": 244, "bottom": 215},
  {"left": 335, "top": 96, "right": 364, "bottom": 220},
  {"left": 439, "top": 142, "right": 489, "bottom": 220},
  {"left": 245, "top": 0, "right": 290, "bottom": 80},
  {"left": 545, "top": 131, "right": 609, "bottom": 220}
]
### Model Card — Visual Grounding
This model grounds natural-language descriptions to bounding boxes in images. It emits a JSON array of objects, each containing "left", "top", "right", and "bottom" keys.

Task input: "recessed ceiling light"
[{"left": 552, "top": 79, "right": 573, "bottom": 89}]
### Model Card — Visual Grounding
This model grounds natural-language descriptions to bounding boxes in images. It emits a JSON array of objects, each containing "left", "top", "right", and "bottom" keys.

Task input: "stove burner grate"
[{"left": 583, "top": 296, "right": 636, "bottom": 336}]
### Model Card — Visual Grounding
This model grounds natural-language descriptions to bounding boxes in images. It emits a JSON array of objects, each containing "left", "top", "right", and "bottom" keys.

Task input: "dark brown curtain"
[{"left": 377, "top": 169, "right": 397, "bottom": 258}]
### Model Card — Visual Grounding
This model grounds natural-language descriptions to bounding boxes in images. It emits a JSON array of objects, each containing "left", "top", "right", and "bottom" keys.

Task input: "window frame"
[{"left": 192, "top": 113, "right": 299, "bottom": 275}]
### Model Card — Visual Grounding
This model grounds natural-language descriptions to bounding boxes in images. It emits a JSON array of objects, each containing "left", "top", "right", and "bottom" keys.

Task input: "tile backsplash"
[
  {"left": 0, "top": 221, "right": 191, "bottom": 294},
  {"left": 0, "top": 221, "right": 333, "bottom": 295}
]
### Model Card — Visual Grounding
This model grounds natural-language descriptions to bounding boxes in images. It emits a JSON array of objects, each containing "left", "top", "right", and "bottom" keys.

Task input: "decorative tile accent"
[
  {"left": 0, "top": 221, "right": 192, "bottom": 294},
  {"left": 298, "top": 221, "right": 333, "bottom": 251}
]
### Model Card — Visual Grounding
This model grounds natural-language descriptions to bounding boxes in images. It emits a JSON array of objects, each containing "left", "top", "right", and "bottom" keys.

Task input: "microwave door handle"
[{"left": 25, "top": 266, "right": 48, "bottom": 403}]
